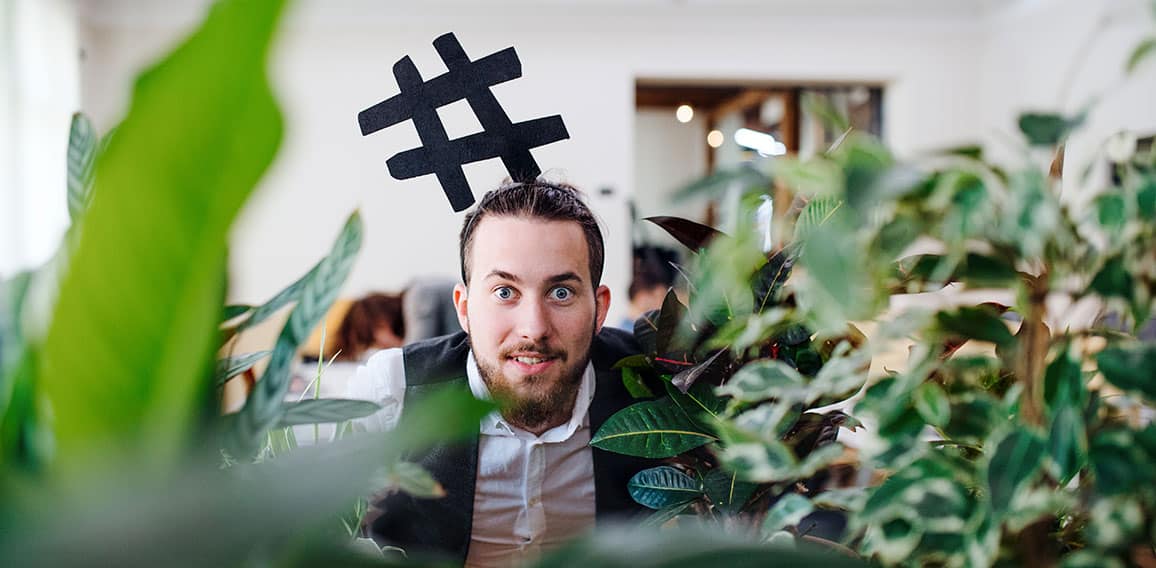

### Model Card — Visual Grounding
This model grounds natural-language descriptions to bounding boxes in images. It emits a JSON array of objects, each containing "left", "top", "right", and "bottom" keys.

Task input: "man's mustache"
[{"left": 499, "top": 342, "right": 566, "bottom": 361}]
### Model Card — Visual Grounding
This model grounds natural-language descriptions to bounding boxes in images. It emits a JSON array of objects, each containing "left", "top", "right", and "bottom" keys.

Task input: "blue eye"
[
  {"left": 494, "top": 286, "right": 515, "bottom": 301},
  {"left": 550, "top": 287, "right": 573, "bottom": 301}
]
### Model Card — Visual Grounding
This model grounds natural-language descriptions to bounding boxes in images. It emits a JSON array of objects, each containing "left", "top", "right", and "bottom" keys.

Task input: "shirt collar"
[{"left": 466, "top": 350, "right": 595, "bottom": 442}]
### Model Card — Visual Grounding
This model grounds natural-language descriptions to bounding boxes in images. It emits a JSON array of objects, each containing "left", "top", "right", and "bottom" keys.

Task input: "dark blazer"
[{"left": 368, "top": 327, "right": 657, "bottom": 563}]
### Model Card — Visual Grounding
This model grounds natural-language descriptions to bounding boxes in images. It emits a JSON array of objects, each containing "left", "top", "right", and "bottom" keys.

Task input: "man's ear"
[
  {"left": 593, "top": 284, "right": 611, "bottom": 332},
  {"left": 453, "top": 283, "right": 470, "bottom": 334}
]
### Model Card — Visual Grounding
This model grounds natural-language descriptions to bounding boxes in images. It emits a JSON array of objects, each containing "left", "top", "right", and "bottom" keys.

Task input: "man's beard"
[{"left": 470, "top": 333, "right": 595, "bottom": 433}]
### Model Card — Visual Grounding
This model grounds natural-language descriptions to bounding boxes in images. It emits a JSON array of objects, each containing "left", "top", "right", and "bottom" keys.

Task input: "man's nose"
[{"left": 515, "top": 298, "right": 551, "bottom": 340}]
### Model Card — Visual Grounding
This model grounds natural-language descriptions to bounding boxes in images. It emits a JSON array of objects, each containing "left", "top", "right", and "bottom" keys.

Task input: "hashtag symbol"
[{"left": 358, "top": 33, "right": 569, "bottom": 212}]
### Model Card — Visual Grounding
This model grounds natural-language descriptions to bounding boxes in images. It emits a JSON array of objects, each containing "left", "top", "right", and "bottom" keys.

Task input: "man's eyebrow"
[
  {"left": 481, "top": 271, "right": 584, "bottom": 285},
  {"left": 545, "top": 272, "right": 583, "bottom": 285},
  {"left": 483, "top": 270, "right": 520, "bottom": 283}
]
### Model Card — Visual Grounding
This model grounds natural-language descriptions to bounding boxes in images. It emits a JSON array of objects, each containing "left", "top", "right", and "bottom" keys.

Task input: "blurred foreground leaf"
[
  {"left": 37, "top": 0, "right": 288, "bottom": 479},
  {"left": 0, "top": 387, "right": 490, "bottom": 568},
  {"left": 533, "top": 523, "right": 863, "bottom": 567}
]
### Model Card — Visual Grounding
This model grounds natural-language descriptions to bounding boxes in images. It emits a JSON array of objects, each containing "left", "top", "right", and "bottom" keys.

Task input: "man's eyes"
[
  {"left": 491, "top": 286, "right": 575, "bottom": 302},
  {"left": 493, "top": 286, "right": 516, "bottom": 301},
  {"left": 549, "top": 286, "right": 574, "bottom": 301}
]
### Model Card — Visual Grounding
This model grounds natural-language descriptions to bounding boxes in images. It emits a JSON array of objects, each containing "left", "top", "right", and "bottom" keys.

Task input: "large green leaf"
[
  {"left": 664, "top": 380, "right": 726, "bottom": 431},
  {"left": 628, "top": 466, "right": 703, "bottom": 509},
  {"left": 37, "top": 0, "right": 288, "bottom": 478},
  {"left": 703, "top": 467, "right": 758, "bottom": 514},
  {"left": 1096, "top": 343, "right": 1156, "bottom": 401},
  {"left": 986, "top": 430, "right": 1046, "bottom": 518},
  {"left": 274, "top": 398, "right": 381, "bottom": 428},
  {"left": 590, "top": 397, "right": 716, "bottom": 458},
  {"left": 230, "top": 213, "right": 363, "bottom": 456}
]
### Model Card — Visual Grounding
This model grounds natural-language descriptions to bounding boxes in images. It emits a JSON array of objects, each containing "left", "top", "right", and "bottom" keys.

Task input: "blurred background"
[{"left": 3, "top": 0, "right": 1155, "bottom": 329}]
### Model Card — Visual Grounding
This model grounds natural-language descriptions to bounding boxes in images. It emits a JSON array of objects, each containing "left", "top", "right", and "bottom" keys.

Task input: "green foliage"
[
  {"left": 65, "top": 113, "right": 98, "bottom": 222},
  {"left": 36, "top": 0, "right": 288, "bottom": 480},
  {"left": 628, "top": 466, "right": 703, "bottom": 509},
  {"left": 763, "top": 493, "right": 814, "bottom": 534},
  {"left": 1018, "top": 112, "right": 1085, "bottom": 146},
  {"left": 1096, "top": 343, "right": 1156, "bottom": 401},
  {"left": 1126, "top": 36, "right": 1156, "bottom": 74},
  {"left": 534, "top": 524, "right": 865, "bottom": 567},
  {"left": 228, "top": 212, "right": 363, "bottom": 458},
  {"left": 624, "top": 24, "right": 1156, "bottom": 565},
  {"left": 594, "top": 193, "right": 860, "bottom": 543},
  {"left": 0, "top": 0, "right": 496, "bottom": 565},
  {"left": 275, "top": 399, "right": 381, "bottom": 428},
  {"left": 590, "top": 397, "right": 717, "bottom": 458}
]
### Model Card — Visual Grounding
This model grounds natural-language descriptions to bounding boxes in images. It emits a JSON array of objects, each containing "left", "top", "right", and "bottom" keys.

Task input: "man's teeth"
[{"left": 514, "top": 356, "right": 546, "bottom": 364}]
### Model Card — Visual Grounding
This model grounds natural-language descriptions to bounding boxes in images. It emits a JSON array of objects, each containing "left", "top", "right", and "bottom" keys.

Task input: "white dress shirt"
[{"left": 347, "top": 347, "right": 597, "bottom": 567}]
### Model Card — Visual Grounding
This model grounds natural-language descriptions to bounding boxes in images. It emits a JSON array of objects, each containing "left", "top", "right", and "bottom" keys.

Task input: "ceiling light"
[
  {"left": 707, "top": 130, "right": 724, "bottom": 148},
  {"left": 733, "top": 127, "right": 787, "bottom": 156},
  {"left": 676, "top": 104, "right": 694, "bottom": 123}
]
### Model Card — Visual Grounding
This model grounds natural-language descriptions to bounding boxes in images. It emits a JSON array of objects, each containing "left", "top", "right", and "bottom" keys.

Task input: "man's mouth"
[{"left": 506, "top": 351, "right": 561, "bottom": 374}]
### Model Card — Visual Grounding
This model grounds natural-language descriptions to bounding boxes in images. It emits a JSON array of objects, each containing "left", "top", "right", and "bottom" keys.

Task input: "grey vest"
[{"left": 368, "top": 328, "right": 657, "bottom": 563}]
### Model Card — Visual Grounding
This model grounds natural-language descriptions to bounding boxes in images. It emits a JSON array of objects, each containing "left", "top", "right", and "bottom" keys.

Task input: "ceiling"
[{"left": 78, "top": 0, "right": 1021, "bottom": 29}]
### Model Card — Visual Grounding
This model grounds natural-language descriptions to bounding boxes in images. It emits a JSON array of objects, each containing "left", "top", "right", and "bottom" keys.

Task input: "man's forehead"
[{"left": 469, "top": 216, "right": 591, "bottom": 281}]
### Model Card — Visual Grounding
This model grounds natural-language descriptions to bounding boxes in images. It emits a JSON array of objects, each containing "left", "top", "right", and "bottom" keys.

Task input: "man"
[{"left": 349, "top": 180, "right": 655, "bottom": 566}]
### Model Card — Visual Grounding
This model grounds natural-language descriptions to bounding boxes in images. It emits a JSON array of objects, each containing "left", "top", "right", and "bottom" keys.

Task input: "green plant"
[
  {"left": 591, "top": 211, "right": 866, "bottom": 540},
  {"left": 0, "top": 0, "right": 491, "bottom": 565},
  {"left": 591, "top": 16, "right": 1156, "bottom": 567}
]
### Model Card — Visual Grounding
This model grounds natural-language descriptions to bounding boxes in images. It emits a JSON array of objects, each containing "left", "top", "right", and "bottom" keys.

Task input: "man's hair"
[{"left": 459, "top": 180, "right": 605, "bottom": 287}]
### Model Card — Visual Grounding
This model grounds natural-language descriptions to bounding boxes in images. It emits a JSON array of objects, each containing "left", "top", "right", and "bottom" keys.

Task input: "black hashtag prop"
[{"left": 358, "top": 33, "right": 570, "bottom": 212}]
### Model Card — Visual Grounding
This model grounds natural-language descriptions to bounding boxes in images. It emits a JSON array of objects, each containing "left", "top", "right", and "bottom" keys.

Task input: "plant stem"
[{"left": 1017, "top": 271, "right": 1050, "bottom": 427}]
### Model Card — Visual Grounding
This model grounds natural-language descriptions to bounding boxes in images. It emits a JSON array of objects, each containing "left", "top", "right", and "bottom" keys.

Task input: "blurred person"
[
  {"left": 333, "top": 292, "right": 406, "bottom": 362},
  {"left": 291, "top": 293, "right": 406, "bottom": 444},
  {"left": 616, "top": 245, "right": 679, "bottom": 330},
  {"left": 349, "top": 180, "right": 656, "bottom": 566}
]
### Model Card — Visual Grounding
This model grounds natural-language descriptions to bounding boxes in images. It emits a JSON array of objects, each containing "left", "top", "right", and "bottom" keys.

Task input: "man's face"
[{"left": 454, "top": 216, "right": 610, "bottom": 431}]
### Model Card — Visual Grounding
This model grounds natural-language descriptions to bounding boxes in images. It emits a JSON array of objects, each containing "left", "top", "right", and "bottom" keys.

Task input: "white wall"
[
  {"left": 633, "top": 108, "right": 708, "bottom": 243},
  {"left": 979, "top": 0, "right": 1156, "bottom": 198},
  {"left": 0, "top": 0, "right": 78, "bottom": 278},
  {"left": 74, "top": 1, "right": 993, "bottom": 325}
]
